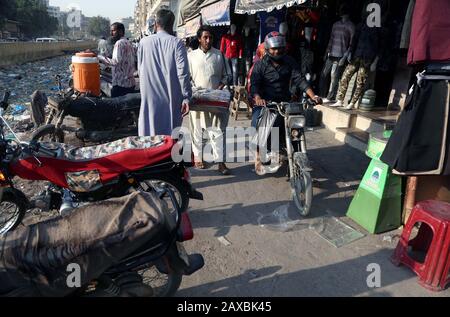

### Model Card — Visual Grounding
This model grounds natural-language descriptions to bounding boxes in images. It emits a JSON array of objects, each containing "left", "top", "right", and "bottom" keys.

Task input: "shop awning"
[
  {"left": 235, "top": 0, "right": 308, "bottom": 15},
  {"left": 184, "top": 15, "right": 202, "bottom": 38},
  {"left": 201, "top": 0, "right": 231, "bottom": 26},
  {"left": 178, "top": 0, "right": 207, "bottom": 26}
]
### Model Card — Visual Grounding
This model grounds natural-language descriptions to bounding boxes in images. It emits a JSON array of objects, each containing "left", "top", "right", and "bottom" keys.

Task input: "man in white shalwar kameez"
[
  {"left": 138, "top": 9, "right": 191, "bottom": 137},
  {"left": 188, "top": 26, "right": 232, "bottom": 175}
]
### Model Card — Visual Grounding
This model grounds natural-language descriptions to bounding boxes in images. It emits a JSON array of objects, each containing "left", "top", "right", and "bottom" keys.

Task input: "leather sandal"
[
  {"left": 218, "top": 163, "right": 231, "bottom": 175},
  {"left": 255, "top": 161, "right": 266, "bottom": 176},
  {"left": 194, "top": 161, "right": 206, "bottom": 169}
]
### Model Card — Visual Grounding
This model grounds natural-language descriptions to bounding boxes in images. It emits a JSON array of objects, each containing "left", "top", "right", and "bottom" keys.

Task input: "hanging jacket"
[
  {"left": 220, "top": 34, "right": 244, "bottom": 59},
  {"left": 408, "top": 0, "right": 450, "bottom": 64}
]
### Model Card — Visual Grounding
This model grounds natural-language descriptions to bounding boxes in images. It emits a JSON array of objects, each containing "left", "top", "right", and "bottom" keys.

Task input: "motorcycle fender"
[
  {"left": 176, "top": 242, "right": 190, "bottom": 267},
  {"left": 187, "top": 184, "right": 203, "bottom": 201},
  {"left": 155, "top": 243, "right": 189, "bottom": 274}
]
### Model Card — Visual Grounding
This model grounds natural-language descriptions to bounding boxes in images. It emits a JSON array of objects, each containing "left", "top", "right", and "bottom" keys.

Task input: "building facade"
[
  {"left": 0, "top": 20, "right": 22, "bottom": 40},
  {"left": 37, "top": 0, "right": 50, "bottom": 7},
  {"left": 48, "top": 6, "right": 61, "bottom": 19},
  {"left": 133, "top": 0, "right": 181, "bottom": 38}
]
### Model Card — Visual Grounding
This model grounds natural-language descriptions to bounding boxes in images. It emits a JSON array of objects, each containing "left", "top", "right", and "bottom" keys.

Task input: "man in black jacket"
[{"left": 250, "top": 31, "right": 322, "bottom": 175}]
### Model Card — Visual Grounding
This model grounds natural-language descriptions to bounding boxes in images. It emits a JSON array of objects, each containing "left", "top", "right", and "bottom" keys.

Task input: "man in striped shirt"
[{"left": 98, "top": 23, "right": 136, "bottom": 98}]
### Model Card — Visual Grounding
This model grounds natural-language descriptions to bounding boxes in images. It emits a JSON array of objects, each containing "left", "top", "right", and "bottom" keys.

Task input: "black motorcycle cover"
[
  {"left": 67, "top": 93, "right": 141, "bottom": 128},
  {"left": 0, "top": 191, "right": 172, "bottom": 297},
  {"left": 68, "top": 93, "right": 141, "bottom": 117}
]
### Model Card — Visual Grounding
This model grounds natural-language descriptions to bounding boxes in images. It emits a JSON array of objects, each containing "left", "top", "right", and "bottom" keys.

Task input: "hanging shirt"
[
  {"left": 351, "top": 23, "right": 381, "bottom": 63},
  {"left": 408, "top": 0, "right": 450, "bottom": 64},
  {"left": 400, "top": 0, "right": 415, "bottom": 49},
  {"left": 327, "top": 19, "right": 355, "bottom": 58},
  {"left": 243, "top": 34, "right": 257, "bottom": 59},
  {"left": 220, "top": 34, "right": 243, "bottom": 59},
  {"left": 188, "top": 47, "right": 229, "bottom": 90},
  {"left": 98, "top": 37, "right": 136, "bottom": 88}
]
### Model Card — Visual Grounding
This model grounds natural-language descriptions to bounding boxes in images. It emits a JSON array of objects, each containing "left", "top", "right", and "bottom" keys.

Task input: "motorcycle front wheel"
[
  {"left": 292, "top": 171, "right": 313, "bottom": 217},
  {"left": 31, "top": 124, "right": 65, "bottom": 143},
  {"left": 0, "top": 188, "right": 27, "bottom": 235}
]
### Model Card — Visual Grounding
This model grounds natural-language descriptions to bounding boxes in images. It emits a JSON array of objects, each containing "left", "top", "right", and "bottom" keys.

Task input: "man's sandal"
[
  {"left": 194, "top": 161, "right": 206, "bottom": 169},
  {"left": 255, "top": 161, "right": 266, "bottom": 176}
]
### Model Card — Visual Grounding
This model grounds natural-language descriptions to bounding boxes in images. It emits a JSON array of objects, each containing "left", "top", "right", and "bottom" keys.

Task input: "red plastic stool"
[{"left": 392, "top": 200, "right": 450, "bottom": 291}]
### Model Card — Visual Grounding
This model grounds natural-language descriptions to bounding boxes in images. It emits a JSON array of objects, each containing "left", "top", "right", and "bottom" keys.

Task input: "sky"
[{"left": 49, "top": 0, "right": 136, "bottom": 22}]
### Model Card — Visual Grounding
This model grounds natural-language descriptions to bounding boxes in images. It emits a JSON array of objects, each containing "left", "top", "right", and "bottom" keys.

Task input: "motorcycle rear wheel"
[
  {"left": 31, "top": 124, "right": 65, "bottom": 143},
  {"left": 138, "top": 174, "right": 190, "bottom": 213},
  {"left": 0, "top": 188, "right": 27, "bottom": 235},
  {"left": 137, "top": 266, "right": 183, "bottom": 297}
]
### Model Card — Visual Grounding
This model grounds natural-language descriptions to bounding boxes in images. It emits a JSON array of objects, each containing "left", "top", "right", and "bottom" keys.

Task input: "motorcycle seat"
[
  {"left": 67, "top": 93, "right": 141, "bottom": 118},
  {"left": 62, "top": 136, "right": 169, "bottom": 161},
  {"left": 11, "top": 136, "right": 178, "bottom": 191}
]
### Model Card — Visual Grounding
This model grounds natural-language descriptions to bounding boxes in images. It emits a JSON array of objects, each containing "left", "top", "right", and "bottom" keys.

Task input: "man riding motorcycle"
[{"left": 250, "top": 31, "right": 322, "bottom": 175}]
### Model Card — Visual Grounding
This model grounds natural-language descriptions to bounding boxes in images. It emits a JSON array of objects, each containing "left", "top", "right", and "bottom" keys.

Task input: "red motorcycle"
[{"left": 0, "top": 91, "right": 202, "bottom": 234}]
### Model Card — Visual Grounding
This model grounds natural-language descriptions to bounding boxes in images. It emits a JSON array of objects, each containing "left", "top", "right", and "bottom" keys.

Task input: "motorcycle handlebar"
[
  {"left": 38, "top": 145, "right": 58, "bottom": 158},
  {"left": 28, "top": 141, "right": 58, "bottom": 158},
  {"left": 306, "top": 99, "right": 317, "bottom": 107},
  {"left": 266, "top": 98, "right": 318, "bottom": 108}
]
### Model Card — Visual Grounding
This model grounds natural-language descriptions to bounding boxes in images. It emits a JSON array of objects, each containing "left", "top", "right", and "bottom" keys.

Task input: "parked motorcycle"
[
  {"left": 257, "top": 100, "right": 315, "bottom": 216},
  {"left": 31, "top": 76, "right": 140, "bottom": 145},
  {"left": 0, "top": 90, "right": 202, "bottom": 235},
  {"left": 1, "top": 190, "right": 204, "bottom": 297}
]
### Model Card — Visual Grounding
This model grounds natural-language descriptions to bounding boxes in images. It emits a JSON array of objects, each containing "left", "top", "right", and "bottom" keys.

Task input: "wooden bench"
[{"left": 230, "top": 86, "right": 252, "bottom": 120}]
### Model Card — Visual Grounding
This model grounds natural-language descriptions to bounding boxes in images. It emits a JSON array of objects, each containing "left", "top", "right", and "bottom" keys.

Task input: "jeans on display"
[
  {"left": 231, "top": 58, "right": 239, "bottom": 86},
  {"left": 319, "top": 56, "right": 345, "bottom": 100}
]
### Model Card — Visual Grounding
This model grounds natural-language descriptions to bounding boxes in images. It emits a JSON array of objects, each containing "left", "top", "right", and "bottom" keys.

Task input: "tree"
[
  {"left": 0, "top": 0, "right": 17, "bottom": 29},
  {"left": 14, "top": 0, "right": 58, "bottom": 38},
  {"left": 88, "top": 16, "right": 111, "bottom": 38}
]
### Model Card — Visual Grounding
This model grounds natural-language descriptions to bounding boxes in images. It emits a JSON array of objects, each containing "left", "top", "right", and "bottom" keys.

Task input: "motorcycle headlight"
[{"left": 288, "top": 116, "right": 306, "bottom": 129}]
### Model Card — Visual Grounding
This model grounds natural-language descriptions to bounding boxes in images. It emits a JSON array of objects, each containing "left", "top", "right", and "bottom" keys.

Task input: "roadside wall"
[{"left": 0, "top": 41, "right": 96, "bottom": 67}]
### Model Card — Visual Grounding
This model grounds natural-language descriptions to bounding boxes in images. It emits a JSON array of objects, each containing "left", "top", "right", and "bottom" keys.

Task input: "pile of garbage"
[{"left": 0, "top": 55, "right": 72, "bottom": 134}]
